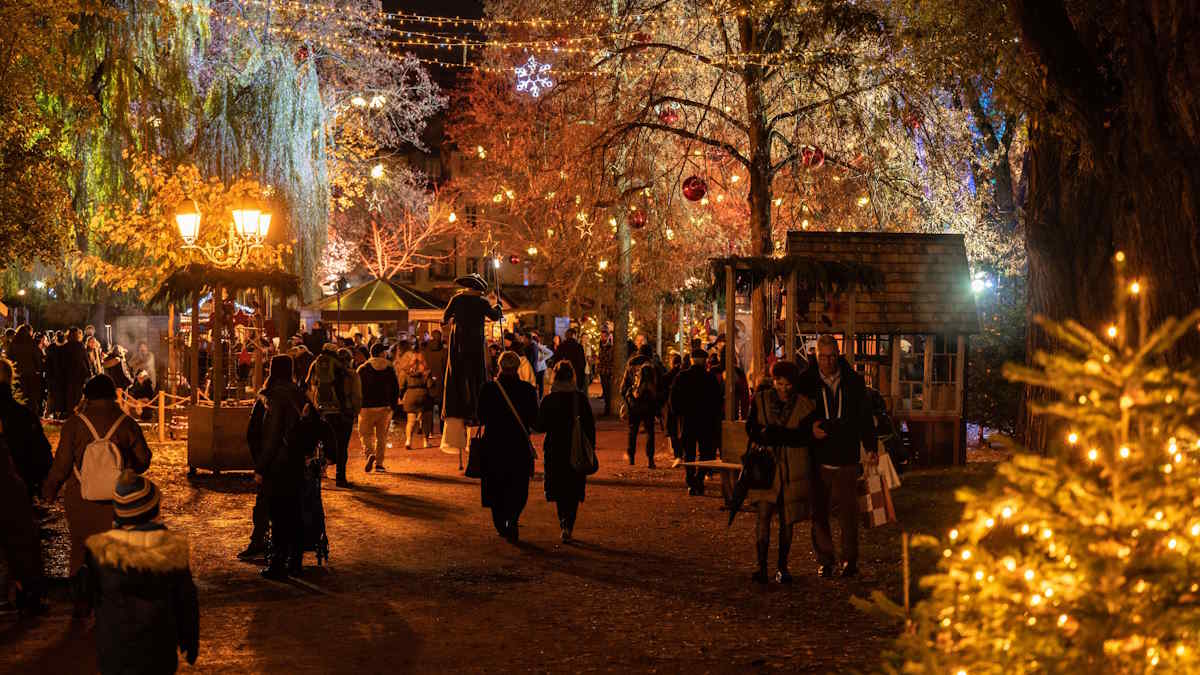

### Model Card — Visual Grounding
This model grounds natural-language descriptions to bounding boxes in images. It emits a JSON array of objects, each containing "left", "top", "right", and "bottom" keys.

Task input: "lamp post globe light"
[{"left": 175, "top": 199, "right": 272, "bottom": 268}]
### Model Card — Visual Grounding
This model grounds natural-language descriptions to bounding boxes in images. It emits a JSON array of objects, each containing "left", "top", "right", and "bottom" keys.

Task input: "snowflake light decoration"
[{"left": 515, "top": 56, "right": 553, "bottom": 98}]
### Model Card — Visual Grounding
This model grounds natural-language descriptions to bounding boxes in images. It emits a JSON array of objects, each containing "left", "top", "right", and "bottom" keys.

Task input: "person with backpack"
[
  {"left": 42, "top": 374, "right": 151, "bottom": 617},
  {"left": 81, "top": 470, "right": 199, "bottom": 673},
  {"left": 305, "top": 343, "right": 353, "bottom": 487},
  {"left": 537, "top": 361, "right": 596, "bottom": 543},
  {"left": 620, "top": 344, "right": 659, "bottom": 468}
]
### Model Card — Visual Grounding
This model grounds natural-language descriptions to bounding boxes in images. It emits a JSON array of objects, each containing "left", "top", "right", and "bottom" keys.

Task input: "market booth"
[
  {"left": 152, "top": 264, "right": 301, "bottom": 475},
  {"left": 713, "top": 231, "right": 979, "bottom": 466},
  {"left": 303, "top": 278, "right": 444, "bottom": 340}
]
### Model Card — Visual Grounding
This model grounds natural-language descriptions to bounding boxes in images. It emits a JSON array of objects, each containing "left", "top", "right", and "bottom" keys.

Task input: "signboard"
[{"left": 554, "top": 316, "right": 571, "bottom": 337}]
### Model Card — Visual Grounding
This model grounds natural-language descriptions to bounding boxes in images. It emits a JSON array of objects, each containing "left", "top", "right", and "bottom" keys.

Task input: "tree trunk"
[
  {"left": 1011, "top": 0, "right": 1200, "bottom": 448},
  {"left": 613, "top": 209, "right": 632, "bottom": 399}
]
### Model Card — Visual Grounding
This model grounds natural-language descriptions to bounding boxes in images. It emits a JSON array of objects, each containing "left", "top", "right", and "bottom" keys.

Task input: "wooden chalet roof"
[{"left": 785, "top": 231, "right": 980, "bottom": 335}]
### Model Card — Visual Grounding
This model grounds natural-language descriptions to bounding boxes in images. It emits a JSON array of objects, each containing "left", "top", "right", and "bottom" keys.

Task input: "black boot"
[{"left": 752, "top": 540, "right": 769, "bottom": 584}]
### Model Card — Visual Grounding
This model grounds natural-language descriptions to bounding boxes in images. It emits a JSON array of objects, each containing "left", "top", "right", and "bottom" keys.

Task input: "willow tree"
[{"left": 68, "top": 0, "right": 444, "bottom": 300}]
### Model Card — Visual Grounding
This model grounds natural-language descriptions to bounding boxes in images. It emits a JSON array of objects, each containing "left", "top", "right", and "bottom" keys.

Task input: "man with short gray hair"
[{"left": 805, "top": 334, "right": 875, "bottom": 578}]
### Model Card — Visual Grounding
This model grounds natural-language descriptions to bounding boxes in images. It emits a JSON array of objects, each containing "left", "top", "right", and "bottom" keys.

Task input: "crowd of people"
[{"left": 0, "top": 287, "right": 889, "bottom": 673}]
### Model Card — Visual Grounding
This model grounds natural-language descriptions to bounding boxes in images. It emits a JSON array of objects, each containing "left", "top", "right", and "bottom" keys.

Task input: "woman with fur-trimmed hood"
[{"left": 82, "top": 469, "right": 199, "bottom": 674}]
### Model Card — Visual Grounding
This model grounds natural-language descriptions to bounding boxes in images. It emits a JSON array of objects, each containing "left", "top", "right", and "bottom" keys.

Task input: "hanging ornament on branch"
[
  {"left": 657, "top": 103, "right": 680, "bottom": 125},
  {"left": 629, "top": 209, "right": 647, "bottom": 229},
  {"left": 800, "top": 146, "right": 825, "bottom": 170},
  {"left": 682, "top": 175, "right": 708, "bottom": 202}
]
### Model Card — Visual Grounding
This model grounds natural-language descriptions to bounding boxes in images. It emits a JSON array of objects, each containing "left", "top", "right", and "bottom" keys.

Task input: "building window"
[{"left": 432, "top": 258, "right": 454, "bottom": 280}]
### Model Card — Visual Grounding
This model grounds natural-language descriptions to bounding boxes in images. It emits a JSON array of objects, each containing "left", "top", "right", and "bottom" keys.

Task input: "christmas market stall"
[
  {"left": 152, "top": 263, "right": 301, "bottom": 475},
  {"left": 712, "top": 231, "right": 979, "bottom": 466},
  {"left": 304, "top": 278, "right": 417, "bottom": 339}
]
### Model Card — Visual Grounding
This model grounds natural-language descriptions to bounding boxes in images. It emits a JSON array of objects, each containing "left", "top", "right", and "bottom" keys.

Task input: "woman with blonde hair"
[{"left": 399, "top": 352, "right": 430, "bottom": 449}]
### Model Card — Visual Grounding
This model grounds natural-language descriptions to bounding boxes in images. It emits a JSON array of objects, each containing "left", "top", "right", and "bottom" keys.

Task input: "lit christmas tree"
[{"left": 863, "top": 252, "right": 1200, "bottom": 673}]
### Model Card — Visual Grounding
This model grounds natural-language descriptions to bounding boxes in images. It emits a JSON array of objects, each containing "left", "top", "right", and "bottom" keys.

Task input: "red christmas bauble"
[
  {"left": 508, "top": 254, "right": 521, "bottom": 265},
  {"left": 295, "top": 45, "right": 309, "bottom": 63},
  {"left": 659, "top": 107, "right": 679, "bottom": 125},
  {"left": 682, "top": 175, "right": 707, "bottom": 201},
  {"left": 629, "top": 210, "right": 647, "bottom": 228},
  {"left": 905, "top": 111, "right": 922, "bottom": 129},
  {"left": 801, "top": 146, "right": 825, "bottom": 170}
]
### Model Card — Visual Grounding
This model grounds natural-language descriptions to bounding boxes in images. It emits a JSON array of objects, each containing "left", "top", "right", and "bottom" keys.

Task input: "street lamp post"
[{"left": 175, "top": 201, "right": 272, "bottom": 269}]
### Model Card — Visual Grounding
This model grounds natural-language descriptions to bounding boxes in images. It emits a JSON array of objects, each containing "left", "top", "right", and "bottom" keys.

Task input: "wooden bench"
[{"left": 678, "top": 459, "right": 742, "bottom": 504}]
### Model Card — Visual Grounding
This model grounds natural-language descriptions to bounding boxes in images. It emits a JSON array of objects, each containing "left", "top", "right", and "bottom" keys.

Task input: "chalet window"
[{"left": 431, "top": 258, "right": 454, "bottom": 280}]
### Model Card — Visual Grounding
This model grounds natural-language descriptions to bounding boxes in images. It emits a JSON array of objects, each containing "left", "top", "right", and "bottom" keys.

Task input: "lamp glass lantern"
[
  {"left": 175, "top": 209, "right": 201, "bottom": 245},
  {"left": 232, "top": 209, "right": 262, "bottom": 240}
]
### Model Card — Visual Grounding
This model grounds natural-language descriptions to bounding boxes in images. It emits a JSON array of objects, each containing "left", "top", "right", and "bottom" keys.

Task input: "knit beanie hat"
[
  {"left": 112, "top": 469, "right": 161, "bottom": 526},
  {"left": 83, "top": 373, "right": 118, "bottom": 400}
]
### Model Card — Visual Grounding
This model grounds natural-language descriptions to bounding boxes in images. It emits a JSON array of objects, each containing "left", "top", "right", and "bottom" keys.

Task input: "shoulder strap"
[
  {"left": 496, "top": 382, "right": 531, "bottom": 443},
  {"left": 78, "top": 414, "right": 101, "bottom": 441},
  {"left": 103, "top": 415, "right": 127, "bottom": 441}
]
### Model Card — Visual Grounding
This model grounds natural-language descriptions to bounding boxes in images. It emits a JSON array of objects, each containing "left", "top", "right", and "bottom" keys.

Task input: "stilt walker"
[{"left": 439, "top": 267, "right": 503, "bottom": 457}]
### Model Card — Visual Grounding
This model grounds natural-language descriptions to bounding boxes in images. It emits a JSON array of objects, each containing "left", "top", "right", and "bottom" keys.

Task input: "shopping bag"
[
  {"left": 464, "top": 428, "right": 487, "bottom": 479},
  {"left": 857, "top": 465, "right": 895, "bottom": 528},
  {"left": 877, "top": 450, "right": 901, "bottom": 491}
]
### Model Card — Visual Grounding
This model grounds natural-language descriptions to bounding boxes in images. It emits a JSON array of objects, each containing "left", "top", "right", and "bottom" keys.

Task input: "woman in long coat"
[
  {"left": 61, "top": 328, "right": 92, "bottom": 415},
  {"left": 477, "top": 351, "right": 538, "bottom": 542},
  {"left": 745, "top": 360, "right": 816, "bottom": 584},
  {"left": 43, "top": 374, "right": 152, "bottom": 614},
  {"left": 538, "top": 361, "right": 595, "bottom": 542}
]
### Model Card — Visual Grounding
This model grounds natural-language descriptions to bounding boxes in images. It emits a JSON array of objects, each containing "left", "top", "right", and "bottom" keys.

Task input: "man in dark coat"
[
  {"left": 442, "top": 274, "right": 503, "bottom": 422},
  {"left": 422, "top": 329, "right": 448, "bottom": 433},
  {"left": 551, "top": 327, "right": 588, "bottom": 391},
  {"left": 248, "top": 355, "right": 309, "bottom": 578},
  {"left": 802, "top": 334, "right": 876, "bottom": 578},
  {"left": 60, "top": 327, "right": 91, "bottom": 416},
  {"left": 670, "top": 349, "right": 724, "bottom": 495},
  {"left": 7, "top": 325, "right": 44, "bottom": 414},
  {"left": 477, "top": 351, "right": 538, "bottom": 542},
  {"left": 44, "top": 332, "right": 65, "bottom": 418}
]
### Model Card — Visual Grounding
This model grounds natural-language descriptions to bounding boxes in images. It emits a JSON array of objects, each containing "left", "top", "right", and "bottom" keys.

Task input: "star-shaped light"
[
  {"left": 366, "top": 190, "right": 384, "bottom": 214},
  {"left": 515, "top": 56, "right": 553, "bottom": 98}
]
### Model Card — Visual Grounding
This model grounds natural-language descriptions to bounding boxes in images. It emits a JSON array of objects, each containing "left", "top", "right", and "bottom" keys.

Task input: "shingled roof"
[{"left": 785, "top": 231, "right": 980, "bottom": 335}]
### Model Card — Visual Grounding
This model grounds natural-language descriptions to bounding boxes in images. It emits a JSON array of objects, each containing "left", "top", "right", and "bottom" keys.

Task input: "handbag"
[
  {"left": 738, "top": 393, "right": 777, "bottom": 490},
  {"left": 569, "top": 393, "right": 599, "bottom": 475},
  {"left": 465, "top": 427, "right": 486, "bottom": 479}
]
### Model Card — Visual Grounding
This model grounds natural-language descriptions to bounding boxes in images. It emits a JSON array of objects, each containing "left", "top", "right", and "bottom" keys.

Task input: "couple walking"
[
  {"left": 476, "top": 355, "right": 595, "bottom": 543},
  {"left": 745, "top": 335, "right": 876, "bottom": 583}
]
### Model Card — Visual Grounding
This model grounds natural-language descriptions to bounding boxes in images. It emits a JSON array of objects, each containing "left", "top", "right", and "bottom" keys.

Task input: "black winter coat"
[
  {"left": 7, "top": 332, "right": 43, "bottom": 410},
  {"left": 551, "top": 338, "right": 588, "bottom": 390},
  {"left": 247, "top": 380, "right": 309, "bottom": 496},
  {"left": 477, "top": 376, "right": 538, "bottom": 508},
  {"left": 538, "top": 388, "right": 595, "bottom": 503},
  {"left": 358, "top": 357, "right": 400, "bottom": 409},
  {"left": 83, "top": 525, "right": 199, "bottom": 675},
  {"left": 799, "top": 358, "right": 877, "bottom": 466},
  {"left": 60, "top": 339, "right": 91, "bottom": 413},
  {"left": 669, "top": 363, "right": 723, "bottom": 441},
  {"left": 0, "top": 385, "right": 51, "bottom": 495}
]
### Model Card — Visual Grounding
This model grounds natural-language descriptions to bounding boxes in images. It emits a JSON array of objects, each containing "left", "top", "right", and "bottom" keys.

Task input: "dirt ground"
[{"left": 0, "top": 399, "right": 996, "bottom": 674}]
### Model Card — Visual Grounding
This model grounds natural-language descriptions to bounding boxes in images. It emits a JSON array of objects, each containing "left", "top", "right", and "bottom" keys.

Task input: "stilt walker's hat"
[{"left": 454, "top": 274, "right": 489, "bottom": 292}]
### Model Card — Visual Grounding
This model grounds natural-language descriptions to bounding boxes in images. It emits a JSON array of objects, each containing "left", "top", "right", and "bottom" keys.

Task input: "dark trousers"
[
  {"left": 599, "top": 373, "right": 612, "bottom": 414},
  {"left": 536, "top": 370, "right": 545, "bottom": 399},
  {"left": 323, "top": 413, "right": 351, "bottom": 479},
  {"left": 810, "top": 465, "right": 860, "bottom": 567},
  {"left": 681, "top": 430, "right": 715, "bottom": 490},
  {"left": 556, "top": 500, "right": 579, "bottom": 531},
  {"left": 249, "top": 487, "right": 268, "bottom": 546},
  {"left": 489, "top": 479, "right": 530, "bottom": 536},
  {"left": 627, "top": 412, "right": 655, "bottom": 461},
  {"left": 667, "top": 413, "right": 682, "bottom": 459},
  {"left": 268, "top": 493, "right": 302, "bottom": 570}
]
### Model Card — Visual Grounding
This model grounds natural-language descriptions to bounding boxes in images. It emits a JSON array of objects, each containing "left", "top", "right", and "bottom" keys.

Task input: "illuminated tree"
[
  {"left": 861, "top": 256, "right": 1200, "bottom": 673},
  {"left": 328, "top": 167, "right": 463, "bottom": 280}
]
